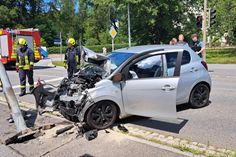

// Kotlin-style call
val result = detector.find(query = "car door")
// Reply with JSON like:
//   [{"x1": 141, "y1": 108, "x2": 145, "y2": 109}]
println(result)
[{"x1": 121, "y1": 50, "x2": 182, "y2": 120}]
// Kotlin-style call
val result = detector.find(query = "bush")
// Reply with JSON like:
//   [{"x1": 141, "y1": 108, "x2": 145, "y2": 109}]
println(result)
[
  {"x1": 206, "y1": 48, "x2": 236, "y2": 54},
  {"x1": 47, "y1": 46, "x2": 68, "y2": 54}
]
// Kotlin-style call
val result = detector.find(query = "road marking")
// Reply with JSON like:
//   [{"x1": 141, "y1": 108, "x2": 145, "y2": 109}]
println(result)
[{"x1": 12, "y1": 77, "x2": 64, "y2": 89}]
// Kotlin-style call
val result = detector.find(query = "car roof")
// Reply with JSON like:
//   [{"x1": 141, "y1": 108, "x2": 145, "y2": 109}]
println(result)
[{"x1": 114, "y1": 45, "x2": 187, "y2": 54}]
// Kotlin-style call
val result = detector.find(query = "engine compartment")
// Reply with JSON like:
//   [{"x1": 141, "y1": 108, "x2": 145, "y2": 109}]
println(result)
[{"x1": 33, "y1": 63, "x2": 107, "y2": 123}]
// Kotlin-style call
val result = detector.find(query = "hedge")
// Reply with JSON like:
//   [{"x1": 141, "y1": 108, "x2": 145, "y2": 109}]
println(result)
[
  {"x1": 206, "y1": 48, "x2": 236, "y2": 54},
  {"x1": 47, "y1": 43, "x2": 135, "y2": 54},
  {"x1": 47, "y1": 44, "x2": 236, "y2": 55},
  {"x1": 206, "y1": 48, "x2": 236, "y2": 58}
]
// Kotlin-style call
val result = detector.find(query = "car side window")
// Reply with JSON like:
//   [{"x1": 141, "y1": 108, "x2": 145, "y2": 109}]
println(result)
[
  {"x1": 165, "y1": 52, "x2": 178, "y2": 77},
  {"x1": 182, "y1": 50, "x2": 191, "y2": 65},
  {"x1": 128, "y1": 55, "x2": 163, "y2": 79},
  {"x1": 164, "y1": 51, "x2": 190, "y2": 77}
]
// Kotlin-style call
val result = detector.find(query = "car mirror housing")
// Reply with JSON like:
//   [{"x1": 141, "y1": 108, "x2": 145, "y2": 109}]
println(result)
[{"x1": 112, "y1": 73, "x2": 123, "y2": 82}]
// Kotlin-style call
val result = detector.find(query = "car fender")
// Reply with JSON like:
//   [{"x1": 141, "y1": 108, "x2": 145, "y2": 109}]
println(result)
[
  {"x1": 187, "y1": 73, "x2": 212, "y2": 101},
  {"x1": 78, "y1": 79, "x2": 127, "y2": 122}
]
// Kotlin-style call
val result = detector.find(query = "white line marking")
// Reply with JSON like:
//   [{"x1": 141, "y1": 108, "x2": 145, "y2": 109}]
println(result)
[{"x1": 12, "y1": 77, "x2": 64, "y2": 89}]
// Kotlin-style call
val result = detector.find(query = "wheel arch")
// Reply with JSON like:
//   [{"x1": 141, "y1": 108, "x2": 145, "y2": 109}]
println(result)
[
  {"x1": 84, "y1": 99, "x2": 121, "y2": 122},
  {"x1": 188, "y1": 81, "x2": 211, "y2": 103},
  {"x1": 192, "y1": 81, "x2": 211, "y2": 92}
]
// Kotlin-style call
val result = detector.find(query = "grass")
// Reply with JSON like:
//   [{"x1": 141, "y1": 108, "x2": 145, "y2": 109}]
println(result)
[
  {"x1": 206, "y1": 49, "x2": 236, "y2": 64},
  {"x1": 129, "y1": 132, "x2": 205, "y2": 156}
]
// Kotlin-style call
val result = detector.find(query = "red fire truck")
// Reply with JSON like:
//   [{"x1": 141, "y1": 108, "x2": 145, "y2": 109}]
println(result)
[{"x1": 0, "y1": 28, "x2": 42, "y2": 67}]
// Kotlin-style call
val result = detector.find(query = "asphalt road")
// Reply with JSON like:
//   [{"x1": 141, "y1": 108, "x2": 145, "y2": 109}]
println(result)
[{"x1": 1, "y1": 64, "x2": 236, "y2": 150}]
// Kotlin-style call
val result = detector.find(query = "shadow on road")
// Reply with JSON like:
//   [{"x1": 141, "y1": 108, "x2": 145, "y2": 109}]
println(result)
[
  {"x1": 33, "y1": 66, "x2": 56, "y2": 70},
  {"x1": 5, "y1": 66, "x2": 56, "y2": 71},
  {"x1": 79, "y1": 154, "x2": 94, "y2": 157},
  {"x1": 117, "y1": 116, "x2": 188, "y2": 134},
  {"x1": 117, "y1": 104, "x2": 193, "y2": 134},
  {"x1": 176, "y1": 103, "x2": 191, "y2": 112}
]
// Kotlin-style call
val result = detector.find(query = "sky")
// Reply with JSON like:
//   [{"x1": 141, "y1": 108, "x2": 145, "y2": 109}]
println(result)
[{"x1": 43, "y1": 0, "x2": 79, "y2": 12}]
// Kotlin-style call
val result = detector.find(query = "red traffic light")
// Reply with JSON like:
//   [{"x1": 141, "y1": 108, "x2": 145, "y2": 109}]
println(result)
[{"x1": 196, "y1": 15, "x2": 203, "y2": 28}]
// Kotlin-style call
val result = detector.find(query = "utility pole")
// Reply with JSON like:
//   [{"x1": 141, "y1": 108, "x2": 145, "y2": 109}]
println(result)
[
  {"x1": 202, "y1": 0, "x2": 207, "y2": 62},
  {"x1": 60, "y1": 32, "x2": 62, "y2": 61},
  {"x1": 0, "y1": 62, "x2": 27, "y2": 132},
  {"x1": 128, "y1": 3, "x2": 131, "y2": 48},
  {"x1": 112, "y1": 38, "x2": 114, "y2": 51}
]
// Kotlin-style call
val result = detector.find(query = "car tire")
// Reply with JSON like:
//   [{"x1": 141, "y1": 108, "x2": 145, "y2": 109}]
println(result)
[
  {"x1": 189, "y1": 84, "x2": 210, "y2": 108},
  {"x1": 85, "y1": 101, "x2": 118, "y2": 130}
]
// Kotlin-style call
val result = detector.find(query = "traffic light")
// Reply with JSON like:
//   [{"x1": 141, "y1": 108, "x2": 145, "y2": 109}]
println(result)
[
  {"x1": 209, "y1": 9, "x2": 216, "y2": 27},
  {"x1": 196, "y1": 15, "x2": 203, "y2": 28}
]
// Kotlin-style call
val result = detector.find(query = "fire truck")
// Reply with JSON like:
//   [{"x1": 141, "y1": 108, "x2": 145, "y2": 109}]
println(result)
[{"x1": 0, "y1": 28, "x2": 42, "y2": 67}]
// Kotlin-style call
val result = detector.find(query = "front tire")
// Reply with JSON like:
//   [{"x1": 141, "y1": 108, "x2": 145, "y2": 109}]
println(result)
[
  {"x1": 85, "y1": 101, "x2": 118, "y2": 130},
  {"x1": 189, "y1": 84, "x2": 210, "y2": 108}
]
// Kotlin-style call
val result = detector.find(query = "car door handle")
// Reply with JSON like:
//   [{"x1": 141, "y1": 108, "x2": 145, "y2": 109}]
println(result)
[
  {"x1": 161, "y1": 85, "x2": 176, "y2": 91},
  {"x1": 190, "y1": 67, "x2": 198, "y2": 72}
]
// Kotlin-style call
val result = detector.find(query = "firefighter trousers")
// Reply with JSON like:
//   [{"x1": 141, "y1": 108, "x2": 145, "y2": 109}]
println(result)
[
  {"x1": 19, "y1": 69, "x2": 34, "y2": 92},
  {"x1": 67, "y1": 62, "x2": 77, "y2": 79}
]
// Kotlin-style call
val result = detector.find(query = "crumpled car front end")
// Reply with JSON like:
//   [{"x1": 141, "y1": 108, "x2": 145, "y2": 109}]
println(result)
[{"x1": 33, "y1": 46, "x2": 114, "y2": 128}]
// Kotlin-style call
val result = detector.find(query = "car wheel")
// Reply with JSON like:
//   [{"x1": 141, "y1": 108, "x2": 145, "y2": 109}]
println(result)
[
  {"x1": 189, "y1": 84, "x2": 210, "y2": 108},
  {"x1": 85, "y1": 101, "x2": 118, "y2": 130}
]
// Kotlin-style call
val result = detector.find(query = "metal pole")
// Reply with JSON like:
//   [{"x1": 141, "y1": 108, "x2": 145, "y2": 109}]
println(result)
[
  {"x1": 112, "y1": 38, "x2": 114, "y2": 51},
  {"x1": 0, "y1": 62, "x2": 27, "y2": 132},
  {"x1": 128, "y1": 3, "x2": 131, "y2": 48},
  {"x1": 60, "y1": 32, "x2": 62, "y2": 61},
  {"x1": 202, "y1": 0, "x2": 207, "y2": 61}
]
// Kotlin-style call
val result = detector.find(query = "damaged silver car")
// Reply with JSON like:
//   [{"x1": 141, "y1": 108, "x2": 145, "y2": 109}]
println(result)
[{"x1": 33, "y1": 45, "x2": 211, "y2": 129}]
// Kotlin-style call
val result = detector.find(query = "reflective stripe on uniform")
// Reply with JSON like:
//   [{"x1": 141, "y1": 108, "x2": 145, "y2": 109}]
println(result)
[
  {"x1": 20, "y1": 85, "x2": 26, "y2": 88},
  {"x1": 24, "y1": 56, "x2": 29, "y2": 64},
  {"x1": 23, "y1": 65, "x2": 30, "y2": 70},
  {"x1": 18, "y1": 55, "x2": 30, "y2": 70},
  {"x1": 29, "y1": 84, "x2": 34, "y2": 87},
  {"x1": 18, "y1": 56, "x2": 22, "y2": 66},
  {"x1": 30, "y1": 61, "x2": 34, "y2": 66}
]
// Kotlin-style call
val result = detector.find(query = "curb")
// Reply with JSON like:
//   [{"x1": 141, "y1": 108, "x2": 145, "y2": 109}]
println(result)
[{"x1": 112, "y1": 125, "x2": 236, "y2": 157}]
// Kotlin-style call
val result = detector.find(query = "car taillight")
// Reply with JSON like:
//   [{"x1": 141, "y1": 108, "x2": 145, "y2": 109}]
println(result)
[{"x1": 201, "y1": 61, "x2": 208, "y2": 70}]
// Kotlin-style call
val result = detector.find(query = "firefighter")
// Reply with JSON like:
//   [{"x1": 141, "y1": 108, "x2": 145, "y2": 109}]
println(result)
[
  {"x1": 16, "y1": 38, "x2": 35, "y2": 97},
  {"x1": 64, "y1": 38, "x2": 80, "y2": 78}
]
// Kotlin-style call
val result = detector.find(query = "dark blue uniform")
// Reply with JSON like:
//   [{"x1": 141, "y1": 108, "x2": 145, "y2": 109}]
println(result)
[
  {"x1": 191, "y1": 40, "x2": 205, "y2": 58},
  {"x1": 16, "y1": 46, "x2": 35, "y2": 95},
  {"x1": 64, "y1": 46, "x2": 80, "y2": 78}
]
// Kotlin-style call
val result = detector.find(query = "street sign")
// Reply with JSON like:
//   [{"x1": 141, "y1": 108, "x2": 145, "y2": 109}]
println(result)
[
  {"x1": 109, "y1": 26, "x2": 117, "y2": 39},
  {"x1": 54, "y1": 38, "x2": 61, "y2": 45},
  {"x1": 54, "y1": 41, "x2": 61, "y2": 45}
]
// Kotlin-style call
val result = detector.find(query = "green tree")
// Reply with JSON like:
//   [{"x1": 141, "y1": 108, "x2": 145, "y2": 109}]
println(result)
[{"x1": 209, "y1": 0, "x2": 236, "y2": 45}]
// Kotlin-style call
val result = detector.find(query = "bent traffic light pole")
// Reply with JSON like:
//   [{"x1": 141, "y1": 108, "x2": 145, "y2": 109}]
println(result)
[{"x1": 0, "y1": 62, "x2": 27, "y2": 132}]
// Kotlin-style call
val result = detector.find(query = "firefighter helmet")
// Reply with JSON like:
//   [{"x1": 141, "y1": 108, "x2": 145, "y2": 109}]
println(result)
[
  {"x1": 18, "y1": 38, "x2": 27, "y2": 46},
  {"x1": 68, "y1": 38, "x2": 76, "y2": 46}
]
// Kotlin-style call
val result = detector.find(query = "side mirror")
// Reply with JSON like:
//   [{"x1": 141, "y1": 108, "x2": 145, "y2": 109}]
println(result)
[{"x1": 112, "y1": 73, "x2": 123, "y2": 82}]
